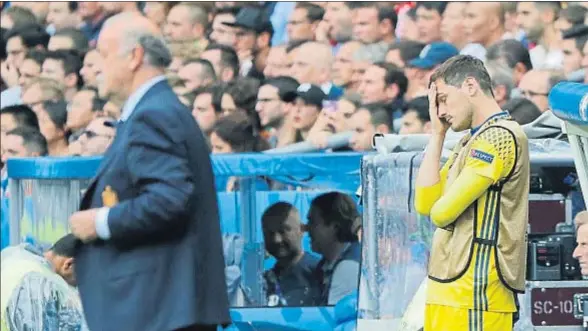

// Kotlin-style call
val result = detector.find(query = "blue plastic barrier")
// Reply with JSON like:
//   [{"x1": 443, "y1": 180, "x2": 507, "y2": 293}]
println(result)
[
  {"x1": 549, "y1": 82, "x2": 588, "y2": 125},
  {"x1": 4, "y1": 153, "x2": 364, "y2": 331}
]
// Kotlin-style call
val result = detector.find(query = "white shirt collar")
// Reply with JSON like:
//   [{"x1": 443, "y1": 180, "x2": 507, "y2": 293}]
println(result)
[{"x1": 119, "y1": 75, "x2": 167, "y2": 122}]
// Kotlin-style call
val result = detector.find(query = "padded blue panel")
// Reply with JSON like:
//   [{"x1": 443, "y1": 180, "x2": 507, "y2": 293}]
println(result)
[
  {"x1": 229, "y1": 306, "x2": 336, "y2": 331},
  {"x1": 549, "y1": 81, "x2": 588, "y2": 125}
]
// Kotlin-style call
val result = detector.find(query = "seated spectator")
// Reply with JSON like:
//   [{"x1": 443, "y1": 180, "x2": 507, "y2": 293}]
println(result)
[
  {"x1": 405, "y1": 42, "x2": 459, "y2": 100},
  {"x1": 223, "y1": 77, "x2": 261, "y2": 123},
  {"x1": 440, "y1": 2, "x2": 467, "y2": 50},
  {"x1": 561, "y1": 24, "x2": 588, "y2": 79},
  {"x1": 292, "y1": 83, "x2": 326, "y2": 142},
  {"x1": 332, "y1": 41, "x2": 362, "y2": 92},
  {"x1": 502, "y1": 97, "x2": 542, "y2": 126},
  {"x1": 209, "y1": 112, "x2": 270, "y2": 191},
  {"x1": 415, "y1": 2, "x2": 446, "y2": 44},
  {"x1": 350, "y1": 42, "x2": 388, "y2": 94},
  {"x1": 358, "y1": 62, "x2": 407, "y2": 118},
  {"x1": 385, "y1": 40, "x2": 426, "y2": 69},
  {"x1": 255, "y1": 76, "x2": 299, "y2": 148},
  {"x1": 192, "y1": 83, "x2": 225, "y2": 136},
  {"x1": 17, "y1": 49, "x2": 46, "y2": 89},
  {"x1": 397, "y1": 7, "x2": 419, "y2": 41},
  {"x1": 0, "y1": 6, "x2": 37, "y2": 30},
  {"x1": 349, "y1": 103, "x2": 392, "y2": 152},
  {"x1": 20, "y1": 77, "x2": 64, "y2": 113},
  {"x1": 46, "y1": 2, "x2": 80, "y2": 32},
  {"x1": 47, "y1": 28, "x2": 89, "y2": 55},
  {"x1": 164, "y1": 2, "x2": 209, "y2": 43},
  {"x1": 307, "y1": 192, "x2": 361, "y2": 305},
  {"x1": 262, "y1": 202, "x2": 321, "y2": 307},
  {"x1": 201, "y1": 43, "x2": 239, "y2": 82},
  {"x1": 0, "y1": 234, "x2": 86, "y2": 330},
  {"x1": 102, "y1": 96, "x2": 123, "y2": 120},
  {"x1": 555, "y1": 5, "x2": 588, "y2": 38},
  {"x1": 66, "y1": 87, "x2": 104, "y2": 141},
  {"x1": 485, "y1": 39, "x2": 533, "y2": 86},
  {"x1": 79, "y1": 49, "x2": 101, "y2": 88},
  {"x1": 290, "y1": 41, "x2": 343, "y2": 100},
  {"x1": 209, "y1": 6, "x2": 239, "y2": 46},
  {"x1": 1, "y1": 127, "x2": 48, "y2": 168},
  {"x1": 348, "y1": 2, "x2": 397, "y2": 44},
  {"x1": 143, "y1": 2, "x2": 176, "y2": 31},
  {"x1": 399, "y1": 96, "x2": 431, "y2": 135},
  {"x1": 0, "y1": 104, "x2": 40, "y2": 135},
  {"x1": 287, "y1": 3, "x2": 324, "y2": 43},
  {"x1": 518, "y1": 69, "x2": 566, "y2": 112},
  {"x1": 573, "y1": 211, "x2": 587, "y2": 277},
  {"x1": 41, "y1": 49, "x2": 83, "y2": 102},
  {"x1": 485, "y1": 60, "x2": 515, "y2": 107},
  {"x1": 176, "y1": 58, "x2": 216, "y2": 94},
  {"x1": 36, "y1": 100, "x2": 69, "y2": 156},
  {"x1": 72, "y1": 117, "x2": 116, "y2": 157},
  {"x1": 263, "y1": 45, "x2": 290, "y2": 78}
]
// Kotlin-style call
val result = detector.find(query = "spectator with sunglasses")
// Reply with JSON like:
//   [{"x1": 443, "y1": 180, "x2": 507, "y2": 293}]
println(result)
[{"x1": 72, "y1": 116, "x2": 115, "y2": 157}]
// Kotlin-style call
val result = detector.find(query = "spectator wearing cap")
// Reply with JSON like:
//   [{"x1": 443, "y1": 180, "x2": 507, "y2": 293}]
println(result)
[
  {"x1": 1, "y1": 23, "x2": 50, "y2": 108},
  {"x1": 518, "y1": 68, "x2": 566, "y2": 113},
  {"x1": 385, "y1": 40, "x2": 426, "y2": 69},
  {"x1": 74, "y1": 116, "x2": 115, "y2": 157},
  {"x1": 46, "y1": 2, "x2": 80, "y2": 32},
  {"x1": 264, "y1": 45, "x2": 290, "y2": 78},
  {"x1": 349, "y1": 2, "x2": 397, "y2": 45},
  {"x1": 201, "y1": 44, "x2": 240, "y2": 83},
  {"x1": 415, "y1": 2, "x2": 447, "y2": 44},
  {"x1": 36, "y1": 100, "x2": 69, "y2": 156},
  {"x1": 291, "y1": 41, "x2": 344, "y2": 100},
  {"x1": 441, "y1": 2, "x2": 467, "y2": 50},
  {"x1": 256, "y1": 76, "x2": 299, "y2": 148},
  {"x1": 287, "y1": 3, "x2": 324, "y2": 43},
  {"x1": 41, "y1": 49, "x2": 83, "y2": 102},
  {"x1": 405, "y1": 42, "x2": 459, "y2": 100},
  {"x1": 224, "y1": 6, "x2": 274, "y2": 80},
  {"x1": 358, "y1": 62, "x2": 408, "y2": 119},
  {"x1": 210, "y1": 7, "x2": 239, "y2": 47},
  {"x1": 349, "y1": 103, "x2": 392, "y2": 151},
  {"x1": 292, "y1": 83, "x2": 326, "y2": 142},
  {"x1": 516, "y1": 2, "x2": 563, "y2": 70},
  {"x1": 332, "y1": 41, "x2": 362, "y2": 92},
  {"x1": 561, "y1": 25, "x2": 588, "y2": 80},
  {"x1": 164, "y1": 2, "x2": 208, "y2": 43}
]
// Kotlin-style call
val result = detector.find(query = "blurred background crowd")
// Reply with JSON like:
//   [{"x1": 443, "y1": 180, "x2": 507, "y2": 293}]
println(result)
[{"x1": 1, "y1": 1, "x2": 587, "y2": 175}]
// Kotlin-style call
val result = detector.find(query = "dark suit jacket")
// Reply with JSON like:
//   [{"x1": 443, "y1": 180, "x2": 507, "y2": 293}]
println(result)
[{"x1": 75, "y1": 79, "x2": 231, "y2": 331}]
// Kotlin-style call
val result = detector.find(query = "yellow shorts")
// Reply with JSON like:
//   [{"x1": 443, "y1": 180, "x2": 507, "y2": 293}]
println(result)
[{"x1": 424, "y1": 304, "x2": 513, "y2": 331}]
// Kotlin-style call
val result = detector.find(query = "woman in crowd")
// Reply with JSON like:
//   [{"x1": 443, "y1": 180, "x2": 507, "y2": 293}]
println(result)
[{"x1": 37, "y1": 100, "x2": 69, "y2": 156}]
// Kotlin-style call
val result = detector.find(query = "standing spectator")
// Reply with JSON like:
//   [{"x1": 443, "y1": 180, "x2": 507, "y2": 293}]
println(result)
[
  {"x1": 78, "y1": 2, "x2": 109, "y2": 47},
  {"x1": 46, "y1": 2, "x2": 80, "y2": 33},
  {"x1": 307, "y1": 192, "x2": 361, "y2": 305},
  {"x1": 349, "y1": 2, "x2": 397, "y2": 45},
  {"x1": 415, "y1": 2, "x2": 446, "y2": 44},
  {"x1": 224, "y1": 7, "x2": 273, "y2": 80},
  {"x1": 79, "y1": 49, "x2": 101, "y2": 88},
  {"x1": 485, "y1": 39, "x2": 533, "y2": 86},
  {"x1": 164, "y1": 2, "x2": 208, "y2": 43},
  {"x1": 386, "y1": 40, "x2": 426, "y2": 69},
  {"x1": 256, "y1": 76, "x2": 299, "y2": 148},
  {"x1": 41, "y1": 49, "x2": 83, "y2": 102},
  {"x1": 68, "y1": 12, "x2": 230, "y2": 331},
  {"x1": 287, "y1": 3, "x2": 324, "y2": 43},
  {"x1": 350, "y1": 42, "x2": 388, "y2": 95},
  {"x1": 0, "y1": 105, "x2": 39, "y2": 150},
  {"x1": 332, "y1": 41, "x2": 362, "y2": 92},
  {"x1": 201, "y1": 43, "x2": 239, "y2": 82},
  {"x1": 36, "y1": 100, "x2": 69, "y2": 156},
  {"x1": 399, "y1": 96, "x2": 431, "y2": 135},
  {"x1": 349, "y1": 103, "x2": 392, "y2": 151},
  {"x1": 518, "y1": 68, "x2": 565, "y2": 112},
  {"x1": 441, "y1": 2, "x2": 467, "y2": 50},
  {"x1": 290, "y1": 41, "x2": 343, "y2": 100},
  {"x1": 264, "y1": 45, "x2": 290, "y2": 78},
  {"x1": 516, "y1": 2, "x2": 563, "y2": 69}
]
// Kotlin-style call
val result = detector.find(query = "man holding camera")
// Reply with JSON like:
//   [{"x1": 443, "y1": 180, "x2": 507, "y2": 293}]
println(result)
[{"x1": 415, "y1": 55, "x2": 530, "y2": 330}]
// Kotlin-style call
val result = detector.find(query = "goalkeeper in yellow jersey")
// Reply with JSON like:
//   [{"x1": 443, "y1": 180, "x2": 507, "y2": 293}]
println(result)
[{"x1": 414, "y1": 55, "x2": 529, "y2": 331}]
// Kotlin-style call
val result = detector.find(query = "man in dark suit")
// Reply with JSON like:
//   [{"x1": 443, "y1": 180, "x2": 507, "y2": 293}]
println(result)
[{"x1": 69, "y1": 12, "x2": 230, "y2": 331}]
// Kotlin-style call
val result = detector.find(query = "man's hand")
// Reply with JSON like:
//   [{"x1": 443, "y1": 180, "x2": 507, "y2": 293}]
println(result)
[
  {"x1": 69, "y1": 209, "x2": 99, "y2": 243},
  {"x1": 0, "y1": 61, "x2": 19, "y2": 88},
  {"x1": 428, "y1": 83, "x2": 450, "y2": 136}
]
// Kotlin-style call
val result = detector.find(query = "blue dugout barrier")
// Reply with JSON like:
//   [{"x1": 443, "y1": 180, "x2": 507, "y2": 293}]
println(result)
[{"x1": 2, "y1": 152, "x2": 364, "y2": 331}]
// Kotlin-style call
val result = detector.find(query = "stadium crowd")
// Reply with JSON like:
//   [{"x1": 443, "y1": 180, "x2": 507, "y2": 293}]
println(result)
[{"x1": 0, "y1": 1, "x2": 588, "y2": 330}]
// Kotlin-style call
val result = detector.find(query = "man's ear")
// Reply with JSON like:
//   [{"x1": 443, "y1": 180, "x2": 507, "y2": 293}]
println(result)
[{"x1": 63, "y1": 257, "x2": 75, "y2": 272}]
